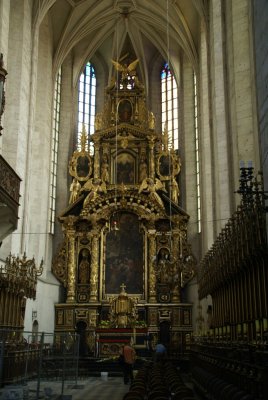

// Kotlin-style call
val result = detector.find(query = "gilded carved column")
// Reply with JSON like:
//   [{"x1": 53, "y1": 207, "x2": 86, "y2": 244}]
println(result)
[
  {"x1": 148, "y1": 229, "x2": 157, "y2": 303},
  {"x1": 90, "y1": 231, "x2": 99, "y2": 301},
  {"x1": 148, "y1": 139, "x2": 155, "y2": 179},
  {"x1": 66, "y1": 225, "x2": 76, "y2": 303},
  {"x1": 94, "y1": 140, "x2": 100, "y2": 179},
  {"x1": 171, "y1": 231, "x2": 181, "y2": 302}
]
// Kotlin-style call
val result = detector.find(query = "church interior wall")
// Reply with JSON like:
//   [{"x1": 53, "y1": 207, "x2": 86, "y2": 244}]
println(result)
[
  {"x1": 53, "y1": 55, "x2": 76, "y2": 254},
  {"x1": 227, "y1": 0, "x2": 259, "y2": 168},
  {"x1": 0, "y1": 1, "x2": 10, "y2": 68},
  {"x1": 0, "y1": 0, "x2": 267, "y2": 354},
  {"x1": 253, "y1": 0, "x2": 268, "y2": 215},
  {"x1": 24, "y1": 277, "x2": 60, "y2": 334},
  {"x1": 181, "y1": 56, "x2": 198, "y2": 237},
  {"x1": 147, "y1": 53, "x2": 164, "y2": 135},
  {"x1": 198, "y1": 20, "x2": 215, "y2": 252},
  {"x1": 25, "y1": 14, "x2": 54, "y2": 262},
  {"x1": 209, "y1": 0, "x2": 232, "y2": 233},
  {"x1": 0, "y1": 0, "x2": 33, "y2": 260}
]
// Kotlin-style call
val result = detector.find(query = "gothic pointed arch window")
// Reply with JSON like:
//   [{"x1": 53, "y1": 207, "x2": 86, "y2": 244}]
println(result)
[
  {"x1": 161, "y1": 63, "x2": 178, "y2": 150},
  {"x1": 77, "y1": 62, "x2": 96, "y2": 154}
]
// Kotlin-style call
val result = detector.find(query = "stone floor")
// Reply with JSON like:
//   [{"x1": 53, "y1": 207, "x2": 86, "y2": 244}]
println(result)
[{"x1": 0, "y1": 374, "x2": 202, "y2": 400}]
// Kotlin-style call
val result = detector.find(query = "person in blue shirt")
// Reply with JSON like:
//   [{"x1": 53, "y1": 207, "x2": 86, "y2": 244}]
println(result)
[{"x1": 154, "y1": 343, "x2": 167, "y2": 362}]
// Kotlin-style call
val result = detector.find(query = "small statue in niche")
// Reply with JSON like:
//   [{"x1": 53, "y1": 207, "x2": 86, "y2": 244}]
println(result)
[
  {"x1": 94, "y1": 113, "x2": 102, "y2": 131},
  {"x1": 101, "y1": 154, "x2": 109, "y2": 183},
  {"x1": 157, "y1": 248, "x2": 170, "y2": 284},
  {"x1": 148, "y1": 111, "x2": 156, "y2": 130},
  {"x1": 139, "y1": 153, "x2": 147, "y2": 183},
  {"x1": 69, "y1": 178, "x2": 81, "y2": 204},
  {"x1": 78, "y1": 249, "x2": 90, "y2": 284}
]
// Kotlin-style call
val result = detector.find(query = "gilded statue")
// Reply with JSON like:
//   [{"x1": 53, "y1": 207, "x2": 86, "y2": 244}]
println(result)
[
  {"x1": 170, "y1": 178, "x2": 179, "y2": 203},
  {"x1": 138, "y1": 178, "x2": 165, "y2": 208},
  {"x1": 139, "y1": 154, "x2": 147, "y2": 182},
  {"x1": 78, "y1": 249, "x2": 90, "y2": 284},
  {"x1": 154, "y1": 248, "x2": 178, "y2": 286},
  {"x1": 69, "y1": 178, "x2": 81, "y2": 204},
  {"x1": 82, "y1": 178, "x2": 107, "y2": 208},
  {"x1": 162, "y1": 122, "x2": 169, "y2": 151},
  {"x1": 101, "y1": 154, "x2": 109, "y2": 183},
  {"x1": 148, "y1": 111, "x2": 156, "y2": 130},
  {"x1": 111, "y1": 59, "x2": 139, "y2": 80},
  {"x1": 94, "y1": 112, "x2": 102, "y2": 131}
]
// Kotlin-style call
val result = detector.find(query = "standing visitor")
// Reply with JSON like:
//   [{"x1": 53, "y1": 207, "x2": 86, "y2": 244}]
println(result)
[
  {"x1": 119, "y1": 340, "x2": 136, "y2": 384},
  {"x1": 154, "y1": 342, "x2": 167, "y2": 362}
]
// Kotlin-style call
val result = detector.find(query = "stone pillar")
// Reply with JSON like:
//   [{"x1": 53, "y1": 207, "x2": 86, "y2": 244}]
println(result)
[
  {"x1": 90, "y1": 232, "x2": 99, "y2": 301},
  {"x1": 148, "y1": 229, "x2": 157, "y2": 303}
]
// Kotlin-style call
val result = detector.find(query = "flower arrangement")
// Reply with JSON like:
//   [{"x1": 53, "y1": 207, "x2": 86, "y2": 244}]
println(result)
[
  {"x1": 135, "y1": 320, "x2": 147, "y2": 327},
  {"x1": 98, "y1": 320, "x2": 111, "y2": 328}
]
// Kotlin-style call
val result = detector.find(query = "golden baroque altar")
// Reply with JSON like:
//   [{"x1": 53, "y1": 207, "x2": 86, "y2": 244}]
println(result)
[{"x1": 52, "y1": 60, "x2": 195, "y2": 356}]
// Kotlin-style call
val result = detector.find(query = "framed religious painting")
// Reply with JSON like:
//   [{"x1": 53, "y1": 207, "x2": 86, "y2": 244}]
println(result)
[
  {"x1": 69, "y1": 150, "x2": 93, "y2": 182},
  {"x1": 104, "y1": 212, "x2": 144, "y2": 296},
  {"x1": 156, "y1": 150, "x2": 181, "y2": 181},
  {"x1": 117, "y1": 99, "x2": 133, "y2": 124},
  {"x1": 112, "y1": 150, "x2": 137, "y2": 184}
]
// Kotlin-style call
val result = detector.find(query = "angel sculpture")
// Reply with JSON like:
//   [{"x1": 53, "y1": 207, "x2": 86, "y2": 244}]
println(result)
[
  {"x1": 138, "y1": 177, "x2": 165, "y2": 208},
  {"x1": 111, "y1": 59, "x2": 139, "y2": 81},
  {"x1": 82, "y1": 178, "x2": 107, "y2": 208}
]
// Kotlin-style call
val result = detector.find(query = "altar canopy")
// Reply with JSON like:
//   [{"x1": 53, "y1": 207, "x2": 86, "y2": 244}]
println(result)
[{"x1": 52, "y1": 60, "x2": 195, "y2": 355}]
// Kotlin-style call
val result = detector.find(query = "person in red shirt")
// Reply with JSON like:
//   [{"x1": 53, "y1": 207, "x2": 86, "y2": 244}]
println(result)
[{"x1": 120, "y1": 340, "x2": 136, "y2": 384}]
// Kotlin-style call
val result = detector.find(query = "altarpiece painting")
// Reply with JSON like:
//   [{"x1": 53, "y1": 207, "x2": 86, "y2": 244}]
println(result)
[{"x1": 105, "y1": 212, "x2": 143, "y2": 294}]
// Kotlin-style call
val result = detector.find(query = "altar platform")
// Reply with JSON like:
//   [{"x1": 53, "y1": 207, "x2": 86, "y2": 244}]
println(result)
[{"x1": 96, "y1": 327, "x2": 148, "y2": 357}]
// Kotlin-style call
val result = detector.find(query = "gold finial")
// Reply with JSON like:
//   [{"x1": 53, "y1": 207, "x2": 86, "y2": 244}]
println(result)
[
  {"x1": 120, "y1": 283, "x2": 127, "y2": 294},
  {"x1": 79, "y1": 124, "x2": 88, "y2": 152},
  {"x1": 162, "y1": 122, "x2": 169, "y2": 151}
]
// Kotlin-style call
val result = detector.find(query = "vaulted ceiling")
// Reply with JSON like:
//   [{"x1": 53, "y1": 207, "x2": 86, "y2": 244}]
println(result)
[{"x1": 33, "y1": 0, "x2": 207, "y2": 86}]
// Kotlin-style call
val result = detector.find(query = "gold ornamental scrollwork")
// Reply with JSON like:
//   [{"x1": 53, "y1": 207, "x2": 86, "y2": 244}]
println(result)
[
  {"x1": 147, "y1": 229, "x2": 157, "y2": 303},
  {"x1": 66, "y1": 227, "x2": 76, "y2": 303},
  {"x1": 69, "y1": 125, "x2": 93, "y2": 182},
  {"x1": 90, "y1": 232, "x2": 100, "y2": 301},
  {"x1": 52, "y1": 242, "x2": 68, "y2": 286},
  {"x1": 156, "y1": 150, "x2": 181, "y2": 181}
]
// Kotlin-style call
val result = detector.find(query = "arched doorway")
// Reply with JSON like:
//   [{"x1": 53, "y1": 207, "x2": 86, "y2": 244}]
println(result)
[
  {"x1": 159, "y1": 321, "x2": 170, "y2": 349},
  {"x1": 76, "y1": 320, "x2": 88, "y2": 357},
  {"x1": 32, "y1": 320, "x2": 39, "y2": 344}
]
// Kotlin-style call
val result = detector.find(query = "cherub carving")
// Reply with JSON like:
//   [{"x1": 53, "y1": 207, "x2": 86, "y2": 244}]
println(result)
[
  {"x1": 111, "y1": 59, "x2": 139, "y2": 80},
  {"x1": 138, "y1": 178, "x2": 165, "y2": 208},
  {"x1": 82, "y1": 178, "x2": 107, "y2": 207}
]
